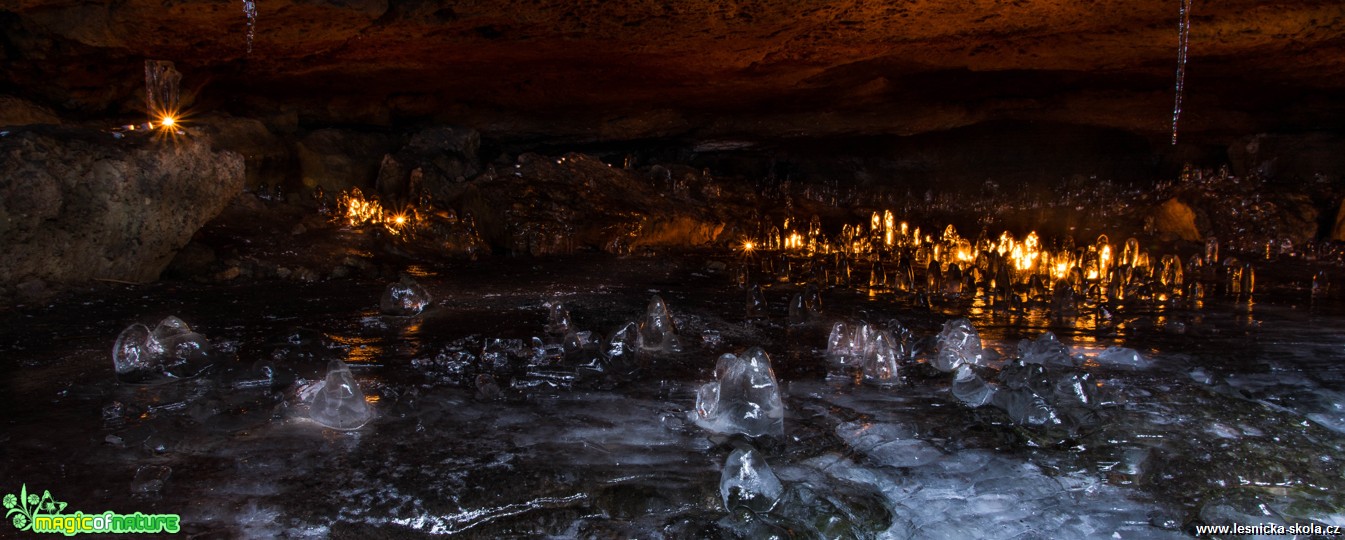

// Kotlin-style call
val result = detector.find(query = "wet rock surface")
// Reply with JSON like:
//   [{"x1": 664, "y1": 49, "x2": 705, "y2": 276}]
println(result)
[{"x1": 0, "y1": 126, "x2": 244, "y2": 287}]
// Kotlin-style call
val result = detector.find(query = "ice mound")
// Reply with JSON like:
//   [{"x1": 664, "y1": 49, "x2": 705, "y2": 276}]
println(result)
[
  {"x1": 1094, "y1": 346, "x2": 1151, "y2": 369},
  {"x1": 1017, "y1": 331, "x2": 1076, "y2": 368},
  {"x1": 787, "y1": 285, "x2": 823, "y2": 324},
  {"x1": 380, "y1": 277, "x2": 431, "y2": 316},
  {"x1": 112, "y1": 316, "x2": 215, "y2": 382},
  {"x1": 693, "y1": 347, "x2": 785, "y2": 438},
  {"x1": 933, "y1": 318, "x2": 983, "y2": 372},
  {"x1": 721, "y1": 447, "x2": 784, "y2": 513},
  {"x1": 951, "y1": 364, "x2": 996, "y2": 407},
  {"x1": 637, "y1": 295, "x2": 680, "y2": 352},
  {"x1": 309, "y1": 359, "x2": 374, "y2": 430}
]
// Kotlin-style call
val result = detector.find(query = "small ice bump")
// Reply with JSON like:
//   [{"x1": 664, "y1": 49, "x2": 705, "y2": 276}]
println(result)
[
  {"x1": 993, "y1": 388, "x2": 1058, "y2": 427},
  {"x1": 934, "y1": 318, "x2": 983, "y2": 372},
  {"x1": 1095, "y1": 347, "x2": 1151, "y2": 369},
  {"x1": 131, "y1": 465, "x2": 172, "y2": 495},
  {"x1": 692, "y1": 347, "x2": 785, "y2": 438},
  {"x1": 720, "y1": 447, "x2": 784, "y2": 513},
  {"x1": 380, "y1": 277, "x2": 431, "y2": 316},
  {"x1": 113, "y1": 316, "x2": 215, "y2": 382},
  {"x1": 637, "y1": 295, "x2": 681, "y2": 352},
  {"x1": 309, "y1": 360, "x2": 374, "y2": 430}
]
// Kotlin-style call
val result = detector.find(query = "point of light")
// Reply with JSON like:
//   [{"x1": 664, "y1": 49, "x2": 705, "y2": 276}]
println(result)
[
  {"x1": 160, "y1": 115, "x2": 176, "y2": 128},
  {"x1": 394, "y1": 214, "x2": 407, "y2": 226}
]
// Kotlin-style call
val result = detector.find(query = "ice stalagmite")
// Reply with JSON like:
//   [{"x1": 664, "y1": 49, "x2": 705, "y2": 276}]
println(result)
[
  {"x1": 309, "y1": 359, "x2": 374, "y2": 430},
  {"x1": 720, "y1": 447, "x2": 783, "y2": 513},
  {"x1": 933, "y1": 318, "x2": 983, "y2": 372},
  {"x1": 693, "y1": 348, "x2": 785, "y2": 438},
  {"x1": 637, "y1": 295, "x2": 680, "y2": 352}
]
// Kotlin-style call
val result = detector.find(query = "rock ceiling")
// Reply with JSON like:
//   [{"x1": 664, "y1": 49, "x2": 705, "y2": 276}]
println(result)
[{"x1": 3, "y1": 0, "x2": 1344, "y2": 142}]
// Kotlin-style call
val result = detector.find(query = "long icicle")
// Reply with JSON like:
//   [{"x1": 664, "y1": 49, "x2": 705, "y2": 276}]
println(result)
[
  {"x1": 243, "y1": 0, "x2": 258, "y2": 54},
  {"x1": 1171, "y1": 0, "x2": 1192, "y2": 145}
]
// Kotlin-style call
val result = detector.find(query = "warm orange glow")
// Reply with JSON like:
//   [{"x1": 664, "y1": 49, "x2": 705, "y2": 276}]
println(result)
[
  {"x1": 159, "y1": 115, "x2": 176, "y2": 127},
  {"x1": 393, "y1": 214, "x2": 408, "y2": 226},
  {"x1": 741, "y1": 240, "x2": 755, "y2": 253}
]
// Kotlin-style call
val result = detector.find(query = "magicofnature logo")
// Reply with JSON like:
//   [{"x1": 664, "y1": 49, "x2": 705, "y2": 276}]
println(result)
[{"x1": 4, "y1": 484, "x2": 180, "y2": 535}]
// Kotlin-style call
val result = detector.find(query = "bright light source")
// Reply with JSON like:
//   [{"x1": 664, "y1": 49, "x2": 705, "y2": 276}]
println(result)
[
  {"x1": 160, "y1": 116, "x2": 176, "y2": 128},
  {"x1": 394, "y1": 215, "x2": 408, "y2": 226}
]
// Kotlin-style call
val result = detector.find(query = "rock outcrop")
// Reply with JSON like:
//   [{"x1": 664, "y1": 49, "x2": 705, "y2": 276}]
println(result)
[{"x1": 0, "y1": 127, "x2": 245, "y2": 287}]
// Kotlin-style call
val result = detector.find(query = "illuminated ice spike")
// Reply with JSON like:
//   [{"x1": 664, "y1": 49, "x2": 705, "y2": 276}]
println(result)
[
  {"x1": 720, "y1": 447, "x2": 784, "y2": 513},
  {"x1": 951, "y1": 364, "x2": 996, "y2": 408},
  {"x1": 693, "y1": 348, "x2": 785, "y2": 438},
  {"x1": 309, "y1": 359, "x2": 373, "y2": 430},
  {"x1": 242, "y1": 0, "x2": 258, "y2": 54},
  {"x1": 637, "y1": 295, "x2": 680, "y2": 352},
  {"x1": 380, "y1": 277, "x2": 431, "y2": 315},
  {"x1": 933, "y1": 318, "x2": 983, "y2": 372}
]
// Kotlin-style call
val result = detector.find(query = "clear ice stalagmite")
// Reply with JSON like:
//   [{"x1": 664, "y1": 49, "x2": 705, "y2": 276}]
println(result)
[
  {"x1": 637, "y1": 295, "x2": 680, "y2": 352},
  {"x1": 309, "y1": 359, "x2": 374, "y2": 430},
  {"x1": 693, "y1": 347, "x2": 785, "y2": 438},
  {"x1": 720, "y1": 447, "x2": 784, "y2": 513},
  {"x1": 933, "y1": 318, "x2": 983, "y2": 372}
]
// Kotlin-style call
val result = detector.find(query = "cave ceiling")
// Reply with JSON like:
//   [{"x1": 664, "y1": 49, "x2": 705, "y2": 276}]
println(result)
[{"x1": 2, "y1": 0, "x2": 1344, "y2": 142}]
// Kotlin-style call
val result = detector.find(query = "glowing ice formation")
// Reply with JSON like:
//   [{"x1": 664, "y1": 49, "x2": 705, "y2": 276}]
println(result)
[
  {"x1": 693, "y1": 348, "x2": 785, "y2": 438},
  {"x1": 380, "y1": 277, "x2": 431, "y2": 315},
  {"x1": 637, "y1": 295, "x2": 680, "y2": 352},
  {"x1": 309, "y1": 359, "x2": 373, "y2": 430},
  {"x1": 933, "y1": 318, "x2": 983, "y2": 372},
  {"x1": 720, "y1": 447, "x2": 783, "y2": 513}
]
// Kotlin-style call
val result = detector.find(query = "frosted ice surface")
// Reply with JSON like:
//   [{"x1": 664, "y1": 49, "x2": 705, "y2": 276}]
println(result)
[
  {"x1": 836, "y1": 421, "x2": 943, "y2": 468},
  {"x1": 637, "y1": 295, "x2": 680, "y2": 352},
  {"x1": 380, "y1": 277, "x2": 431, "y2": 316},
  {"x1": 951, "y1": 364, "x2": 996, "y2": 407},
  {"x1": 309, "y1": 360, "x2": 374, "y2": 430},
  {"x1": 720, "y1": 447, "x2": 783, "y2": 513},
  {"x1": 1094, "y1": 346, "x2": 1151, "y2": 369},
  {"x1": 933, "y1": 318, "x2": 983, "y2": 372},
  {"x1": 692, "y1": 347, "x2": 785, "y2": 438}
]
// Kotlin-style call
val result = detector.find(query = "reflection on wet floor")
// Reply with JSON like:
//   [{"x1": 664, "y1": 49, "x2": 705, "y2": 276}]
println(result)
[{"x1": 1, "y1": 254, "x2": 1343, "y2": 537}]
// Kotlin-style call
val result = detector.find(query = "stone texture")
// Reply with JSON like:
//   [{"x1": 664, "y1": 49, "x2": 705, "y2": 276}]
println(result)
[
  {"x1": 296, "y1": 128, "x2": 398, "y2": 194},
  {"x1": 375, "y1": 126, "x2": 480, "y2": 202},
  {"x1": 0, "y1": 95, "x2": 61, "y2": 127},
  {"x1": 0, "y1": 126, "x2": 244, "y2": 286},
  {"x1": 1334, "y1": 199, "x2": 1345, "y2": 242},
  {"x1": 1152, "y1": 198, "x2": 1202, "y2": 242},
  {"x1": 2, "y1": 1, "x2": 1344, "y2": 142},
  {"x1": 195, "y1": 115, "x2": 289, "y2": 190}
]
